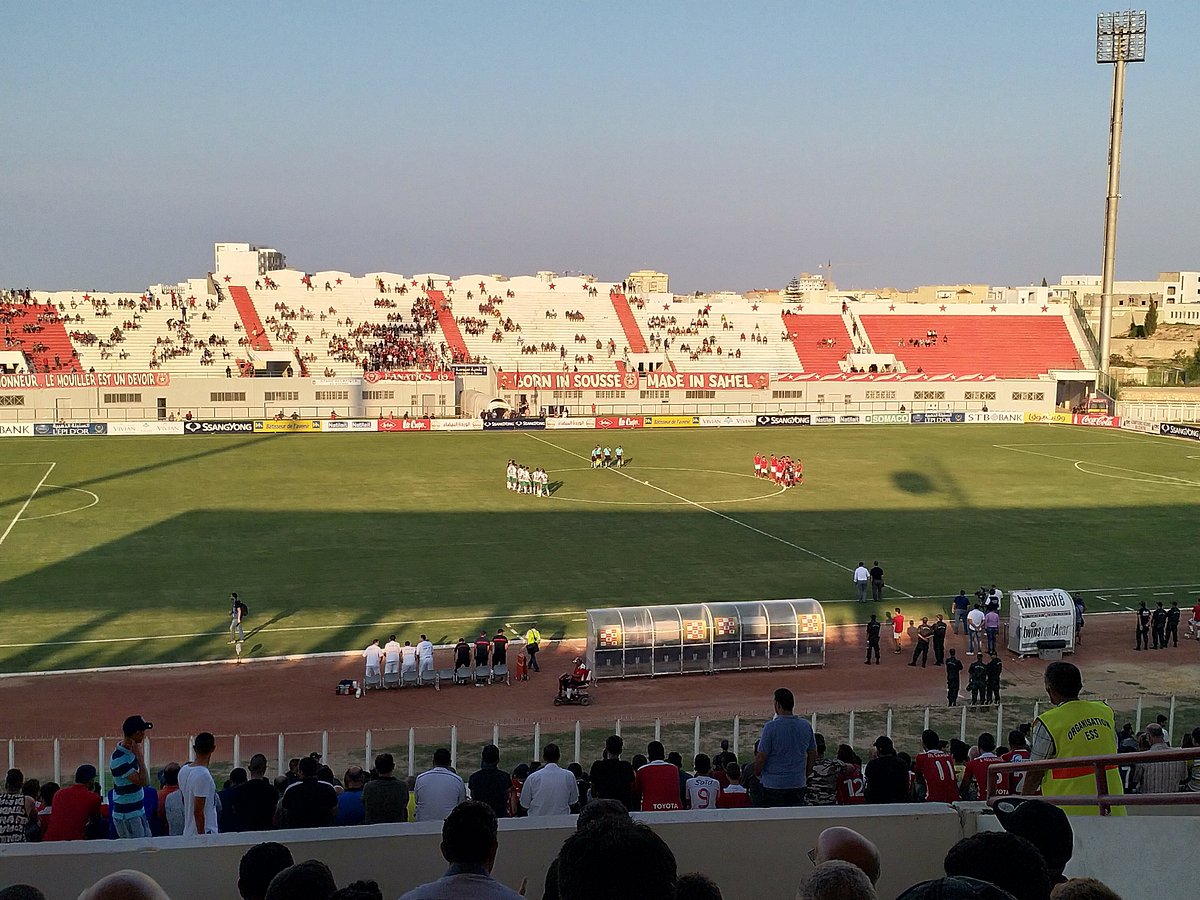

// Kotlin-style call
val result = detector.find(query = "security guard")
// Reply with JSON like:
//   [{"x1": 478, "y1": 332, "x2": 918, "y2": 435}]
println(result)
[
  {"x1": 945, "y1": 649, "x2": 963, "y2": 706},
  {"x1": 1151, "y1": 602, "x2": 1167, "y2": 650},
  {"x1": 1023, "y1": 661, "x2": 1124, "y2": 815},
  {"x1": 985, "y1": 653, "x2": 1003, "y2": 704},
  {"x1": 931, "y1": 614, "x2": 948, "y2": 666},
  {"x1": 1165, "y1": 601, "x2": 1181, "y2": 647},
  {"x1": 967, "y1": 655, "x2": 987, "y2": 705},
  {"x1": 1135, "y1": 602, "x2": 1151, "y2": 650},
  {"x1": 865, "y1": 614, "x2": 881, "y2": 665}
]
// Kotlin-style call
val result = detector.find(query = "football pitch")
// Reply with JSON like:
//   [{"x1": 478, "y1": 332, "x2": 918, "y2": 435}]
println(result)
[{"x1": 0, "y1": 423, "x2": 1195, "y2": 674}]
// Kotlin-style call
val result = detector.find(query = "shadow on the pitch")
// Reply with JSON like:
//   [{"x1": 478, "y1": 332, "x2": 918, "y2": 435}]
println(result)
[
  {"x1": 548, "y1": 481, "x2": 564, "y2": 494},
  {"x1": 891, "y1": 471, "x2": 937, "y2": 495}
]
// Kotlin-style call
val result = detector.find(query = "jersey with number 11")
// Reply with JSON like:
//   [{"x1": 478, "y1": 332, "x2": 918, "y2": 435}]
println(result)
[{"x1": 915, "y1": 750, "x2": 961, "y2": 802}]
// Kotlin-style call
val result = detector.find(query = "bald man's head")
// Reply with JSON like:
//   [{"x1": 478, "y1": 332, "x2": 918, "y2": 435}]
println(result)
[
  {"x1": 78, "y1": 870, "x2": 171, "y2": 900},
  {"x1": 814, "y1": 826, "x2": 882, "y2": 885}
]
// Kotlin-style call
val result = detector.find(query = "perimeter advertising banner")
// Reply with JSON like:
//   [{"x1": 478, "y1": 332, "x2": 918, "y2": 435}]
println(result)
[
  {"x1": 699, "y1": 415, "x2": 756, "y2": 427},
  {"x1": 33, "y1": 423, "x2": 108, "y2": 436},
  {"x1": 755, "y1": 414, "x2": 811, "y2": 427},
  {"x1": 910, "y1": 412, "x2": 966, "y2": 424},
  {"x1": 1023, "y1": 412, "x2": 1073, "y2": 425},
  {"x1": 362, "y1": 371, "x2": 455, "y2": 383},
  {"x1": 254, "y1": 420, "x2": 321, "y2": 433},
  {"x1": 965, "y1": 412, "x2": 1026, "y2": 424},
  {"x1": 376, "y1": 417, "x2": 432, "y2": 432},
  {"x1": 0, "y1": 372, "x2": 170, "y2": 390},
  {"x1": 865, "y1": 413, "x2": 912, "y2": 425},
  {"x1": 644, "y1": 415, "x2": 700, "y2": 428},
  {"x1": 320, "y1": 419, "x2": 377, "y2": 432},
  {"x1": 595, "y1": 416, "x2": 645, "y2": 429},
  {"x1": 546, "y1": 417, "x2": 596, "y2": 430},
  {"x1": 183, "y1": 420, "x2": 254, "y2": 435},
  {"x1": 643, "y1": 372, "x2": 769, "y2": 390},
  {"x1": 496, "y1": 371, "x2": 639, "y2": 391},
  {"x1": 482, "y1": 417, "x2": 547, "y2": 431},
  {"x1": 109, "y1": 421, "x2": 186, "y2": 435},
  {"x1": 0, "y1": 423, "x2": 34, "y2": 436},
  {"x1": 431, "y1": 419, "x2": 483, "y2": 431},
  {"x1": 1072, "y1": 414, "x2": 1121, "y2": 428},
  {"x1": 1160, "y1": 422, "x2": 1200, "y2": 441}
]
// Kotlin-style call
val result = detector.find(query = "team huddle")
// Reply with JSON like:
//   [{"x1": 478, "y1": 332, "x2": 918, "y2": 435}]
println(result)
[
  {"x1": 506, "y1": 459, "x2": 551, "y2": 497},
  {"x1": 591, "y1": 444, "x2": 625, "y2": 468},
  {"x1": 754, "y1": 452, "x2": 803, "y2": 487}
]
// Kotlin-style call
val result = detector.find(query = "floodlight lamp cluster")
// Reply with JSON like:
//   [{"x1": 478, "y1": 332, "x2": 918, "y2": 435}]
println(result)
[{"x1": 1097, "y1": 10, "x2": 1147, "y2": 63}]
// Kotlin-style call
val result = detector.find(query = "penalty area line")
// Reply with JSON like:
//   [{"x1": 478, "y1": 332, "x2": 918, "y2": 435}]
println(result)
[{"x1": 523, "y1": 432, "x2": 915, "y2": 598}]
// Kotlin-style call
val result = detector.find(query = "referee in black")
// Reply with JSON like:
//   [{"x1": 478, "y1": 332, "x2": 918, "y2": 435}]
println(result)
[{"x1": 865, "y1": 614, "x2": 881, "y2": 665}]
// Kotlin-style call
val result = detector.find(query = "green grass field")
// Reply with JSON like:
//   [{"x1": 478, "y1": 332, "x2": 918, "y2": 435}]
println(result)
[{"x1": 0, "y1": 423, "x2": 1196, "y2": 673}]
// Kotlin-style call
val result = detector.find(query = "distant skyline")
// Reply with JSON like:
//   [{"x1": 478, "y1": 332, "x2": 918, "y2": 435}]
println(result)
[{"x1": 2, "y1": 2, "x2": 1198, "y2": 294}]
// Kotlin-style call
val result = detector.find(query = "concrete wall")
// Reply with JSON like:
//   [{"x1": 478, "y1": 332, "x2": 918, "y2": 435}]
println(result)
[{"x1": 0, "y1": 806, "x2": 964, "y2": 900}]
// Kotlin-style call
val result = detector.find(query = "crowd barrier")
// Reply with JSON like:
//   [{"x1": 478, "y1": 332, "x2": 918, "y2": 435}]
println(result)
[{"x1": 0, "y1": 411, "x2": 1163, "y2": 438}]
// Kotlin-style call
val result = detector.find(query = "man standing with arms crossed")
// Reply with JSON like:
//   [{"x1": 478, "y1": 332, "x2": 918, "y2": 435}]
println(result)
[
  {"x1": 754, "y1": 688, "x2": 817, "y2": 807},
  {"x1": 110, "y1": 715, "x2": 153, "y2": 838}
]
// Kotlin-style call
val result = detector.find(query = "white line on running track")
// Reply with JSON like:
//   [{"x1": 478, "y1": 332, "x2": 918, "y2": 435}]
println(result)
[
  {"x1": 524, "y1": 432, "x2": 916, "y2": 598},
  {"x1": 1153, "y1": 591, "x2": 1175, "y2": 596},
  {"x1": 0, "y1": 462, "x2": 55, "y2": 548}
]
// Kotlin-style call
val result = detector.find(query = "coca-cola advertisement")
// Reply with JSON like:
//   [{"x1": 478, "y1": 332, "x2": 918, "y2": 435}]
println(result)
[{"x1": 1072, "y1": 414, "x2": 1120, "y2": 428}]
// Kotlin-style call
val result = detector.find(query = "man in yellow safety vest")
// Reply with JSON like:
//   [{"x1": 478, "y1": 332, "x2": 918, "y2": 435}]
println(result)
[
  {"x1": 523, "y1": 623, "x2": 542, "y2": 673},
  {"x1": 1022, "y1": 661, "x2": 1124, "y2": 815}
]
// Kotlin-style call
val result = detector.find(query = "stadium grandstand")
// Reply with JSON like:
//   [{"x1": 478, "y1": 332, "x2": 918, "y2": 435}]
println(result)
[{"x1": 1, "y1": 242, "x2": 1105, "y2": 425}]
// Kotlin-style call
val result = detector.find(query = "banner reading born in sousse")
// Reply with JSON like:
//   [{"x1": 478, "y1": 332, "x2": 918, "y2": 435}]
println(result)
[{"x1": 496, "y1": 371, "x2": 639, "y2": 391}]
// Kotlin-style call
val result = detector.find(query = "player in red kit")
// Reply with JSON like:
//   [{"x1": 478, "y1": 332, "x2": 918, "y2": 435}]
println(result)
[
  {"x1": 914, "y1": 730, "x2": 960, "y2": 803},
  {"x1": 633, "y1": 741, "x2": 682, "y2": 811},
  {"x1": 833, "y1": 745, "x2": 865, "y2": 805},
  {"x1": 996, "y1": 730, "x2": 1031, "y2": 797}
]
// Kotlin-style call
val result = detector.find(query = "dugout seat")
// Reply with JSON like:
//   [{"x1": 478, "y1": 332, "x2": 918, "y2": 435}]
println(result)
[{"x1": 491, "y1": 663, "x2": 510, "y2": 685}]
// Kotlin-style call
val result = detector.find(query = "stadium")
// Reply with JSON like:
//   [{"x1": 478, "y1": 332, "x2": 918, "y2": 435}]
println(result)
[
  {"x1": 4, "y1": 4, "x2": 1200, "y2": 899},
  {"x1": 2, "y1": 240, "x2": 1199, "y2": 900}
]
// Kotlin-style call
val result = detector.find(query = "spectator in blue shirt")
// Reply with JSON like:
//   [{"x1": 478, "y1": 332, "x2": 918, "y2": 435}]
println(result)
[
  {"x1": 753, "y1": 688, "x2": 816, "y2": 807},
  {"x1": 336, "y1": 766, "x2": 366, "y2": 826},
  {"x1": 953, "y1": 591, "x2": 971, "y2": 635}
]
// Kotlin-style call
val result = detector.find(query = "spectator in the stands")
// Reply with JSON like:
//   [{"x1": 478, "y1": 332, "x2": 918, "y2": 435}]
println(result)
[
  {"x1": 78, "y1": 870, "x2": 170, "y2": 900},
  {"x1": 797, "y1": 861, "x2": 877, "y2": 900},
  {"x1": 811, "y1": 826, "x2": 881, "y2": 887},
  {"x1": 557, "y1": 819, "x2": 677, "y2": 900},
  {"x1": 468, "y1": 745, "x2": 511, "y2": 819},
  {"x1": 234, "y1": 754, "x2": 279, "y2": 833},
  {"x1": 943, "y1": 831, "x2": 1051, "y2": 900},
  {"x1": 279, "y1": 756, "x2": 337, "y2": 828},
  {"x1": 589, "y1": 735, "x2": 635, "y2": 810},
  {"x1": 158, "y1": 763, "x2": 182, "y2": 835},
  {"x1": 264, "y1": 859, "x2": 337, "y2": 900},
  {"x1": 414, "y1": 748, "x2": 467, "y2": 822},
  {"x1": 399, "y1": 801, "x2": 523, "y2": 900},
  {"x1": 336, "y1": 766, "x2": 366, "y2": 826},
  {"x1": 363, "y1": 753, "x2": 408, "y2": 824},
  {"x1": 519, "y1": 743, "x2": 577, "y2": 817},
  {"x1": 993, "y1": 798, "x2": 1073, "y2": 888},
  {"x1": 1, "y1": 769, "x2": 36, "y2": 843},
  {"x1": 42, "y1": 765, "x2": 101, "y2": 842},
  {"x1": 218, "y1": 768, "x2": 247, "y2": 832},
  {"x1": 238, "y1": 842, "x2": 295, "y2": 900},
  {"x1": 864, "y1": 736, "x2": 910, "y2": 804},
  {"x1": 543, "y1": 800, "x2": 631, "y2": 900}
]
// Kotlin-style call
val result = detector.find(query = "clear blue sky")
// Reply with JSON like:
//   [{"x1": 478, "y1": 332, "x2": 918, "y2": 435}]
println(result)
[{"x1": 2, "y1": 1, "x2": 1197, "y2": 293}]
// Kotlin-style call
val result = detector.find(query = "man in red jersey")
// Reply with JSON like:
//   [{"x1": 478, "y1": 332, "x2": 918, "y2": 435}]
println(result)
[
  {"x1": 996, "y1": 730, "x2": 1031, "y2": 797},
  {"x1": 960, "y1": 732, "x2": 1003, "y2": 802},
  {"x1": 1188, "y1": 599, "x2": 1200, "y2": 640},
  {"x1": 633, "y1": 741, "x2": 681, "y2": 811},
  {"x1": 891, "y1": 608, "x2": 905, "y2": 654},
  {"x1": 716, "y1": 761, "x2": 751, "y2": 809},
  {"x1": 914, "y1": 730, "x2": 960, "y2": 803}
]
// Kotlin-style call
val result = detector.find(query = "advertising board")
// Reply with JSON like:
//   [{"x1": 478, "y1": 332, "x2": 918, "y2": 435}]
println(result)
[
  {"x1": 253, "y1": 420, "x2": 321, "y2": 433},
  {"x1": 545, "y1": 417, "x2": 596, "y2": 430},
  {"x1": 595, "y1": 416, "x2": 645, "y2": 429},
  {"x1": 109, "y1": 421, "x2": 186, "y2": 435},
  {"x1": 865, "y1": 413, "x2": 911, "y2": 425},
  {"x1": 910, "y1": 412, "x2": 966, "y2": 424},
  {"x1": 431, "y1": 419, "x2": 483, "y2": 431},
  {"x1": 33, "y1": 423, "x2": 108, "y2": 436},
  {"x1": 320, "y1": 419, "x2": 377, "y2": 432},
  {"x1": 376, "y1": 418, "x2": 432, "y2": 432},
  {"x1": 1023, "y1": 412, "x2": 1073, "y2": 425},
  {"x1": 755, "y1": 414, "x2": 811, "y2": 427},
  {"x1": 482, "y1": 417, "x2": 547, "y2": 431},
  {"x1": 496, "y1": 372, "x2": 638, "y2": 391},
  {"x1": 964, "y1": 412, "x2": 1026, "y2": 424},
  {"x1": 699, "y1": 415, "x2": 756, "y2": 428},
  {"x1": 0, "y1": 423, "x2": 34, "y2": 437},
  {"x1": 1072, "y1": 414, "x2": 1120, "y2": 428},
  {"x1": 183, "y1": 420, "x2": 254, "y2": 435},
  {"x1": 1160, "y1": 422, "x2": 1200, "y2": 441},
  {"x1": 644, "y1": 415, "x2": 700, "y2": 428}
]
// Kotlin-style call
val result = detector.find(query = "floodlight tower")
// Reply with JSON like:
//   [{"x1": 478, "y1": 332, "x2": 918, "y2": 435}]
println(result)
[{"x1": 1096, "y1": 10, "x2": 1146, "y2": 374}]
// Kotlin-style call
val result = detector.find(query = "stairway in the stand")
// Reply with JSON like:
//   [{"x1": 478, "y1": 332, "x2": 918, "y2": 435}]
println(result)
[
  {"x1": 228, "y1": 286, "x2": 273, "y2": 351},
  {"x1": 610, "y1": 291, "x2": 648, "y2": 354}
]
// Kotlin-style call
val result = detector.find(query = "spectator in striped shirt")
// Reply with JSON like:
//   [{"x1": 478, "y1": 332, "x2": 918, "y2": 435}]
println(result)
[
  {"x1": 110, "y1": 715, "x2": 153, "y2": 838},
  {"x1": 1130, "y1": 724, "x2": 1188, "y2": 794}
]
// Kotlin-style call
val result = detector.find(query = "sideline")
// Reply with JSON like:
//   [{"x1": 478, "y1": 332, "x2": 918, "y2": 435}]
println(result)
[{"x1": 524, "y1": 432, "x2": 915, "y2": 599}]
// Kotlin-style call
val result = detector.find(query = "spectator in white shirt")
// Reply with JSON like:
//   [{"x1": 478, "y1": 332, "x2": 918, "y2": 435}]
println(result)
[
  {"x1": 685, "y1": 754, "x2": 721, "y2": 810},
  {"x1": 519, "y1": 744, "x2": 578, "y2": 816},
  {"x1": 414, "y1": 748, "x2": 467, "y2": 822},
  {"x1": 179, "y1": 732, "x2": 219, "y2": 835}
]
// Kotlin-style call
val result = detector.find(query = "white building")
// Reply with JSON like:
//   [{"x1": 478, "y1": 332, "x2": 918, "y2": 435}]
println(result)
[{"x1": 214, "y1": 242, "x2": 286, "y2": 279}]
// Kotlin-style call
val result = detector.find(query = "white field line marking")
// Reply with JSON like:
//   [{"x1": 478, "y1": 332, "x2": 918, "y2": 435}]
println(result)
[
  {"x1": 19, "y1": 485, "x2": 100, "y2": 521},
  {"x1": 993, "y1": 444, "x2": 1200, "y2": 487},
  {"x1": 525, "y1": 432, "x2": 916, "y2": 598},
  {"x1": 0, "y1": 462, "x2": 55, "y2": 547}
]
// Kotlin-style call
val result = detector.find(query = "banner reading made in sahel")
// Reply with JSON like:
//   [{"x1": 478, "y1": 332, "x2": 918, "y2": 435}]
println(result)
[
  {"x1": 254, "y1": 419, "x2": 322, "y2": 433},
  {"x1": 643, "y1": 372, "x2": 769, "y2": 390},
  {"x1": 644, "y1": 415, "x2": 700, "y2": 428}
]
